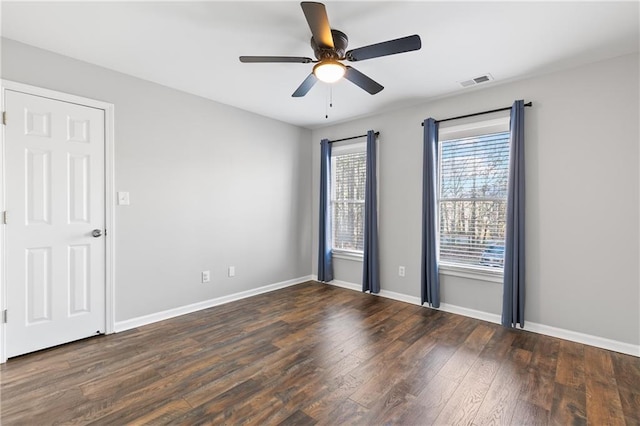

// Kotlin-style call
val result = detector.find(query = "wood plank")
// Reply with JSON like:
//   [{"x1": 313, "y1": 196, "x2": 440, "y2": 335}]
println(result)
[
  {"x1": 529, "y1": 334, "x2": 560, "y2": 377},
  {"x1": 519, "y1": 368, "x2": 557, "y2": 411},
  {"x1": 436, "y1": 322, "x2": 495, "y2": 383},
  {"x1": 394, "y1": 374, "x2": 459, "y2": 425},
  {"x1": 550, "y1": 383, "x2": 587, "y2": 425},
  {"x1": 347, "y1": 333, "x2": 437, "y2": 408},
  {"x1": 298, "y1": 356, "x2": 366, "y2": 420},
  {"x1": 555, "y1": 340, "x2": 585, "y2": 389},
  {"x1": 511, "y1": 399, "x2": 550, "y2": 425},
  {"x1": 321, "y1": 399, "x2": 369, "y2": 425},
  {"x1": 362, "y1": 379, "x2": 417, "y2": 424},
  {"x1": 398, "y1": 343, "x2": 457, "y2": 396},
  {"x1": 278, "y1": 409, "x2": 317, "y2": 426},
  {"x1": 473, "y1": 347, "x2": 532, "y2": 425},
  {"x1": 432, "y1": 326, "x2": 504, "y2": 425},
  {"x1": 611, "y1": 351, "x2": 640, "y2": 425},
  {"x1": 432, "y1": 356, "x2": 500, "y2": 424},
  {"x1": 115, "y1": 397, "x2": 193, "y2": 425},
  {"x1": 584, "y1": 346, "x2": 625, "y2": 426},
  {"x1": 180, "y1": 377, "x2": 265, "y2": 422}
]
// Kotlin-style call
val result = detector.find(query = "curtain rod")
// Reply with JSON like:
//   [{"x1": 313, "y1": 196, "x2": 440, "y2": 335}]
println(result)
[
  {"x1": 327, "y1": 131, "x2": 380, "y2": 144},
  {"x1": 421, "y1": 101, "x2": 532, "y2": 126}
]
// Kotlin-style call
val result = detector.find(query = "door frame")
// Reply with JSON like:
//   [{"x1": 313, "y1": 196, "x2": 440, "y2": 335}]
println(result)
[{"x1": 0, "y1": 80, "x2": 116, "y2": 363}]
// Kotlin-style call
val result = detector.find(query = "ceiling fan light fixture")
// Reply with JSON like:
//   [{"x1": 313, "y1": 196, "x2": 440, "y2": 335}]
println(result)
[{"x1": 313, "y1": 60, "x2": 346, "y2": 83}]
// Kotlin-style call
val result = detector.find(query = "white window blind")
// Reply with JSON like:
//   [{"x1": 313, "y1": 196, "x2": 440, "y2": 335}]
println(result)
[
  {"x1": 438, "y1": 131, "x2": 510, "y2": 269},
  {"x1": 331, "y1": 148, "x2": 366, "y2": 253}
]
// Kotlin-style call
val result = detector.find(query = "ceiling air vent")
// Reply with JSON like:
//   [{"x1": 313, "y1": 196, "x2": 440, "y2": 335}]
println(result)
[{"x1": 459, "y1": 73, "x2": 494, "y2": 88}]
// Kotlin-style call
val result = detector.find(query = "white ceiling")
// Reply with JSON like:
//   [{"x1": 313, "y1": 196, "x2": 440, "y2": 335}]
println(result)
[{"x1": 2, "y1": 1, "x2": 639, "y2": 129}]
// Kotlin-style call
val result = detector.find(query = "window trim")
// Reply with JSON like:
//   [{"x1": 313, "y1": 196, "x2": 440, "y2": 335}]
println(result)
[
  {"x1": 330, "y1": 141, "x2": 367, "y2": 255},
  {"x1": 439, "y1": 117, "x2": 510, "y2": 141},
  {"x1": 332, "y1": 249, "x2": 364, "y2": 262},
  {"x1": 437, "y1": 116, "x2": 510, "y2": 278},
  {"x1": 439, "y1": 262, "x2": 503, "y2": 283},
  {"x1": 331, "y1": 141, "x2": 366, "y2": 155}
]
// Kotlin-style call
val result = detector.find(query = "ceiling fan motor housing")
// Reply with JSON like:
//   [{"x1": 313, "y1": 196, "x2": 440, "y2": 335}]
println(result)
[{"x1": 312, "y1": 29, "x2": 348, "y2": 60}]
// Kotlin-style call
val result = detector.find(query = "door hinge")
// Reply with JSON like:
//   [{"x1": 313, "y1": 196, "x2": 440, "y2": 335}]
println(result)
[
  {"x1": 1, "y1": 111, "x2": 6, "y2": 125},
  {"x1": 1, "y1": 211, "x2": 6, "y2": 225},
  {"x1": 2, "y1": 310, "x2": 7, "y2": 324}
]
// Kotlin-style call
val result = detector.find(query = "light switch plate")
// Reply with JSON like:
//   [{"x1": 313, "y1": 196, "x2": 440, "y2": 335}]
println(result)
[{"x1": 117, "y1": 192, "x2": 130, "y2": 205}]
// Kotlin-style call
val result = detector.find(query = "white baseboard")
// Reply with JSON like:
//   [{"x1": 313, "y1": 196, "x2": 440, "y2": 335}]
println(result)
[
  {"x1": 523, "y1": 322, "x2": 639, "y2": 357},
  {"x1": 114, "y1": 275, "x2": 313, "y2": 332},
  {"x1": 320, "y1": 278, "x2": 640, "y2": 357}
]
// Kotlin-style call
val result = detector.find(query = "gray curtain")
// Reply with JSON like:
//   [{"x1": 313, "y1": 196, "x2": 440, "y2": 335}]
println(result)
[
  {"x1": 421, "y1": 118, "x2": 440, "y2": 307},
  {"x1": 502, "y1": 100, "x2": 525, "y2": 327},
  {"x1": 317, "y1": 139, "x2": 333, "y2": 282},
  {"x1": 362, "y1": 130, "x2": 380, "y2": 293}
]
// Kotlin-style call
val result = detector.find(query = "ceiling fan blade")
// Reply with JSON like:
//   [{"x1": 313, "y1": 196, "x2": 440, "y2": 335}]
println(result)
[
  {"x1": 344, "y1": 66, "x2": 384, "y2": 95},
  {"x1": 301, "y1": 2, "x2": 334, "y2": 49},
  {"x1": 292, "y1": 73, "x2": 318, "y2": 97},
  {"x1": 240, "y1": 56, "x2": 314, "y2": 63},
  {"x1": 345, "y1": 34, "x2": 422, "y2": 62}
]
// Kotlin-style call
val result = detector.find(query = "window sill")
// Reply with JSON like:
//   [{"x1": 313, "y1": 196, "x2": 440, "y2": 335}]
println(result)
[
  {"x1": 332, "y1": 250, "x2": 364, "y2": 262},
  {"x1": 439, "y1": 262, "x2": 503, "y2": 284}
]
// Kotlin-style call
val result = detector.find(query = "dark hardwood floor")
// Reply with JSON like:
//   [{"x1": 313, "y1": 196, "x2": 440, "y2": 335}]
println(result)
[{"x1": 1, "y1": 281, "x2": 638, "y2": 425}]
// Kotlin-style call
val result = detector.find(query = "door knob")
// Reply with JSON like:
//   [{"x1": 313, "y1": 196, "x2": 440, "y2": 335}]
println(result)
[{"x1": 92, "y1": 229, "x2": 103, "y2": 238}]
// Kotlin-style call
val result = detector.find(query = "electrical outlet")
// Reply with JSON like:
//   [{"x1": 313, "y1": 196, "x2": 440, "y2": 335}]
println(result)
[
  {"x1": 117, "y1": 191, "x2": 130, "y2": 205},
  {"x1": 201, "y1": 270, "x2": 211, "y2": 283},
  {"x1": 228, "y1": 266, "x2": 235, "y2": 277},
  {"x1": 398, "y1": 266, "x2": 406, "y2": 277}
]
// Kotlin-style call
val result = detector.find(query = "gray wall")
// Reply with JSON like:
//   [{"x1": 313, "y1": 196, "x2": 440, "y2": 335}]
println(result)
[
  {"x1": 2, "y1": 38, "x2": 313, "y2": 322},
  {"x1": 311, "y1": 53, "x2": 640, "y2": 346}
]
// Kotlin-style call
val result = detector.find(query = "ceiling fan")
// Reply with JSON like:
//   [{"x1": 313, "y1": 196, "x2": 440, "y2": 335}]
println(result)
[{"x1": 239, "y1": 1, "x2": 422, "y2": 97}]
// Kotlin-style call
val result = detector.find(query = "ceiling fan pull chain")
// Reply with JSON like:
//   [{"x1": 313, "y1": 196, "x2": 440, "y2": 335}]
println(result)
[
  {"x1": 325, "y1": 85, "x2": 334, "y2": 119},
  {"x1": 325, "y1": 87, "x2": 329, "y2": 119}
]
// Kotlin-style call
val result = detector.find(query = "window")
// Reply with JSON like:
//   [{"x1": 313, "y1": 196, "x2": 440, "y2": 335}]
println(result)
[
  {"x1": 438, "y1": 118, "x2": 510, "y2": 273},
  {"x1": 331, "y1": 143, "x2": 366, "y2": 255}
]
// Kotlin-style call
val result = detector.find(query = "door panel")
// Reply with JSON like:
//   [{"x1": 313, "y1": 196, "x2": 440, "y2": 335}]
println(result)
[
  {"x1": 26, "y1": 149, "x2": 52, "y2": 224},
  {"x1": 69, "y1": 244, "x2": 91, "y2": 315},
  {"x1": 68, "y1": 153, "x2": 90, "y2": 224},
  {"x1": 5, "y1": 89, "x2": 106, "y2": 358},
  {"x1": 26, "y1": 247, "x2": 52, "y2": 324}
]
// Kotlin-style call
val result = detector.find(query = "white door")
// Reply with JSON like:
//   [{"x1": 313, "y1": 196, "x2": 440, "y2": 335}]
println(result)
[{"x1": 4, "y1": 89, "x2": 106, "y2": 358}]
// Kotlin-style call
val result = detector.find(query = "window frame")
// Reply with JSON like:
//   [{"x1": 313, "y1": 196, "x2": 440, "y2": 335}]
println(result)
[
  {"x1": 437, "y1": 116, "x2": 510, "y2": 282},
  {"x1": 330, "y1": 141, "x2": 367, "y2": 260}
]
